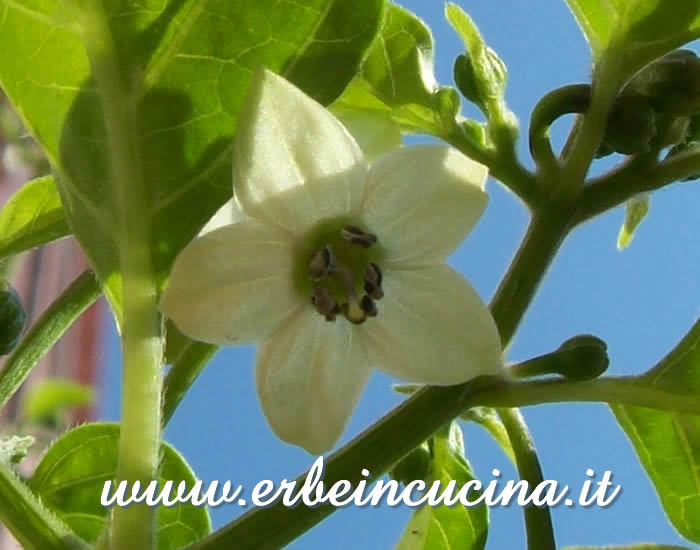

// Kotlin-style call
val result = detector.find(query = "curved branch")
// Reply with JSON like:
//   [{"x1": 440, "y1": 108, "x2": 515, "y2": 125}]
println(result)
[
  {"x1": 573, "y1": 148, "x2": 700, "y2": 225},
  {"x1": 528, "y1": 84, "x2": 591, "y2": 178}
]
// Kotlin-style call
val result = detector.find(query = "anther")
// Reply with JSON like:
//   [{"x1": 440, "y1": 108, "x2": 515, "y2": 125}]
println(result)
[
  {"x1": 309, "y1": 245, "x2": 336, "y2": 281},
  {"x1": 311, "y1": 286, "x2": 340, "y2": 321},
  {"x1": 341, "y1": 225, "x2": 377, "y2": 248},
  {"x1": 360, "y1": 295, "x2": 378, "y2": 317},
  {"x1": 363, "y1": 262, "x2": 384, "y2": 300}
]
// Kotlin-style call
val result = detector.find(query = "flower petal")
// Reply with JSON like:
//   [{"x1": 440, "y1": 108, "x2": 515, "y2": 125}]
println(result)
[
  {"x1": 330, "y1": 106, "x2": 403, "y2": 162},
  {"x1": 199, "y1": 198, "x2": 245, "y2": 235},
  {"x1": 235, "y1": 68, "x2": 367, "y2": 235},
  {"x1": 256, "y1": 308, "x2": 371, "y2": 454},
  {"x1": 159, "y1": 219, "x2": 299, "y2": 345},
  {"x1": 360, "y1": 264, "x2": 503, "y2": 385},
  {"x1": 360, "y1": 145, "x2": 488, "y2": 266}
]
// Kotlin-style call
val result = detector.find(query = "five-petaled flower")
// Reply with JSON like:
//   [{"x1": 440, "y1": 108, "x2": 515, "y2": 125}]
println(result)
[{"x1": 160, "y1": 68, "x2": 504, "y2": 454}]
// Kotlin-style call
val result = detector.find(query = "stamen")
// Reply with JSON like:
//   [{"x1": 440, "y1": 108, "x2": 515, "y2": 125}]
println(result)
[
  {"x1": 364, "y1": 262, "x2": 384, "y2": 300},
  {"x1": 310, "y1": 286, "x2": 340, "y2": 321},
  {"x1": 341, "y1": 225, "x2": 377, "y2": 249},
  {"x1": 309, "y1": 245, "x2": 336, "y2": 281},
  {"x1": 360, "y1": 295, "x2": 378, "y2": 317}
]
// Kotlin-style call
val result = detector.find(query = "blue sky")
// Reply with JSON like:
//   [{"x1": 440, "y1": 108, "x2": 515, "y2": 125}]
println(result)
[{"x1": 102, "y1": 1, "x2": 700, "y2": 548}]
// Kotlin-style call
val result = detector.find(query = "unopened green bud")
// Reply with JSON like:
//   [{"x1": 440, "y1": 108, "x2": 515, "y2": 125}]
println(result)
[
  {"x1": 511, "y1": 334, "x2": 609, "y2": 381},
  {"x1": 0, "y1": 281, "x2": 25, "y2": 355},
  {"x1": 447, "y1": 3, "x2": 507, "y2": 116},
  {"x1": 454, "y1": 54, "x2": 480, "y2": 106},
  {"x1": 627, "y1": 49, "x2": 700, "y2": 116},
  {"x1": 390, "y1": 442, "x2": 432, "y2": 485},
  {"x1": 454, "y1": 49, "x2": 507, "y2": 116},
  {"x1": 598, "y1": 88, "x2": 657, "y2": 156},
  {"x1": 553, "y1": 334, "x2": 609, "y2": 381}
]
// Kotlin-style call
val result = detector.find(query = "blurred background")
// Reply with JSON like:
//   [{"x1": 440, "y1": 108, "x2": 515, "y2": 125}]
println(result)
[{"x1": 1, "y1": 1, "x2": 698, "y2": 549}]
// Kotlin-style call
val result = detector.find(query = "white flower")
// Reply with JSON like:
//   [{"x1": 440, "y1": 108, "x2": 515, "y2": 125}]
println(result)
[{"x1": 160, "y1": 68, "x2": 503, "y2": 454}]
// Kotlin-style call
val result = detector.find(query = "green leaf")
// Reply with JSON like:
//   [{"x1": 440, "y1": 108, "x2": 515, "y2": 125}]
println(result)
[
  {"x1": 0, "y1": 271, "x2": 100, "y2": 409},
  {"x1": 0, "y1": 0, "x2": 384, "y2": 314},
  {"x1": 20, "y1": 379, "x2": 94, "y2": 425},
  {"x1": 0, "y1": 175, "x2": 69, "y2": 261},
  {"x1": 460, "y1": 407, "x2": 516, "y2": 465},
  {"x1": 0, "y1": 434, "x2": 34, "y2": 465},
  {"x1": 565, "y1": 0, "x2": 700, "y2": 81},
  {"x1": 332, "y1": 2, "x2": 460, "y2": 137},
  {"x1": 564, "y1": 545, "x2": 692, "y2": 550},
  {"x1": 617, "y1": 194, "x2": 650, "y2": 249},
  {"x1": 611, "y1": 318, "x2": 700, "y2": 543},
  {"x1": 395, "y1": 423, "x2": 488, "y2": 550},
  {"x1": 28, "y1": 422, "x2": 211, "y2": 549}
]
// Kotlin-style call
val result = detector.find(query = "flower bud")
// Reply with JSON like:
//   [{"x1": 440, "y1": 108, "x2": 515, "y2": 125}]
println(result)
[
  {"x1": 511, "y1": 334, "x2": 609, "y2": 381},
  {"x1": 453, "y1": 49, "x2": 507, "y2": 116},
  {"x1": 0, "y1": 281, "x2": 25, "y2": 355},
  {"x1": 598, "y1": 88, "x2": 657, "y2": 157},
  {"x1": 390, "y1": 441, "x2": 432, "y2": 485},
  {"x1": 627, "y1": 49, "x2": 700, "y2": 116},
  {"x1": 553, "y1": 334, "x2": 609, "y2": 381}
]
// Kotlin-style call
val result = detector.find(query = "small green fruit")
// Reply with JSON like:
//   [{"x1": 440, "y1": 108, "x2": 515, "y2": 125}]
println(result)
[{"x1": 0, "y1": 281, "x2": 25, "y2": 355}]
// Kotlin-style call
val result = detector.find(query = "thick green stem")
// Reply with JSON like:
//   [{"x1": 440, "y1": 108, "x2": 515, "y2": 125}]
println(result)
[
  {"x1": 487, "y1": 210, "x2": 571, "y2": 550},
  {"x1": 77, "y1": 3, "x2": 163, "y2": 548},
  {"x1": 190, "y1": 372, "x2": 698, "y2": 550},
  {"x1": 574, "y1": 149, "x2": 700, "y2": 225},
  {"x1": 490, "y1": 210, "x2": 572, "y2": 345},
  {"x1": 559, "y1": 49, "x2": 624, "y2": 202},
  {"x1": 497, "y1": 408, "x2": 556, "y2": 550}
]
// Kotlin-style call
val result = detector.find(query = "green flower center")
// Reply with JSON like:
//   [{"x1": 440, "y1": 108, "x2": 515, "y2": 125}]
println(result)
[{"x1": 293, "y1": 218, "x2": 387, "y2": 324}]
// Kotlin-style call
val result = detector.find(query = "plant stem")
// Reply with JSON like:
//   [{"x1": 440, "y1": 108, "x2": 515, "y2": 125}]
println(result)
[
  {"x1": 162, "y1": 341, "x2": 218, "y2": 426},
  {"x1": 490, "y1": 209, "x2": 572, "y2": 345},
  {"x1": 445, "y1": 128, "x2": 538, "y2": 207},
  {"x1": 488, "y1": 210, "x2": 569, "y2": 550},
  {"x1": 528, "y1": 84, "x2": 591, "y2": 179},
  {"x1": 78, "y1": 3, "x2": 163, "y2": 548},
  {"x1": 190, "y1": 372, "x2": 699, "y2": 550},
  {"x1": 0, "y1": 460, "x2": 88, "y2": 550},
  {"x1": 559, "y1": 50, "x2": 623, "y2": 200},
  {"x1": 497, "y1": 408, "x2": 556, "y2": 550},
  {"x1": 0, "y1": 270, "x2": 100, "y2": 409},
  {"x1": 574, "y1": 149, "x2": 700, "y2": 225}
]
